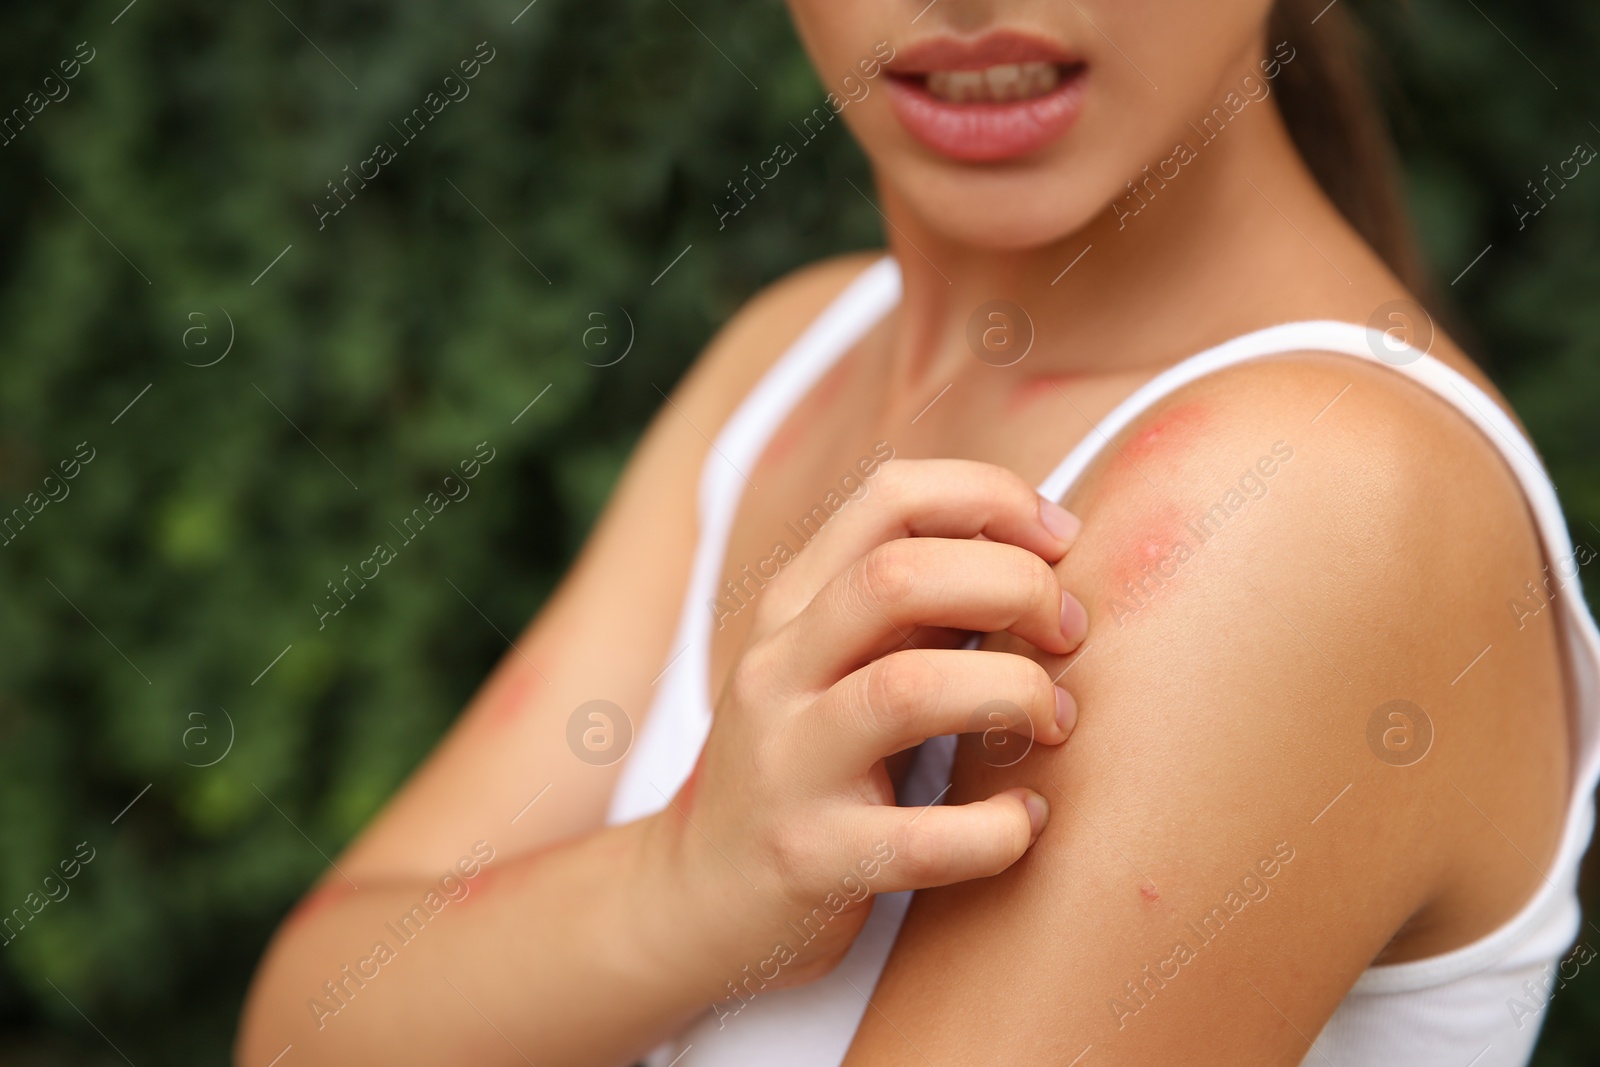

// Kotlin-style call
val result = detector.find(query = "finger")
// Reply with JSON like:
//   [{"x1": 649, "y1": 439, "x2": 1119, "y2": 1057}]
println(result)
[
  {"x1": 766, "y1": 537, "x2": 1088, "y2": 691},
  {"x1": 751, "y1": 459, "x2": 1080, "y2": 643},
  {"x1": 810, "y1": 649, "x2": 1075, "y2": 771},
  {"x1": 861, "y1": 788, "x2": 1049, "y2": 894}
]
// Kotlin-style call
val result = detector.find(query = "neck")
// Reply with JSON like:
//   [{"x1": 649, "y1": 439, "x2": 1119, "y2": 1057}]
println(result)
[{"x1": 875, "y1": 82, "x2": 1349, "y2": 399}]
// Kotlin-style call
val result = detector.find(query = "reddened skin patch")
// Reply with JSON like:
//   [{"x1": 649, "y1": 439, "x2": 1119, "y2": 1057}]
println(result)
[
  {"x1": 1101, "y1": 500, "x2": 1196, "y2": 626},
  {"x1": 481, "y1": 661, "x2": 543, "y2": 729},
  {"x1": 1121, "y1": 401, "x2": 1208, "y2": 464},
  {"x1": 1008, "y1": 372, "x2": 1085, "y2": 413},
  {"x1": 286, "y1": 880, "x2": 359, "y2": 929}
]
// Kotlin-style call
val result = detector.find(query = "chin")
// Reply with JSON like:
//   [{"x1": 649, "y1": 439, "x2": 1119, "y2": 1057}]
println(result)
[{"x1": 869, "y1": 150, "x2": 1110, "y2": 252}]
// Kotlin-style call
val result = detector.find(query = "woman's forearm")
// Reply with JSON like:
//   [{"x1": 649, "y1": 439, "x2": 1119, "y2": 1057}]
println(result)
[{"x1": 236, "y1": 815, "x2": 720, "y2": 1067}]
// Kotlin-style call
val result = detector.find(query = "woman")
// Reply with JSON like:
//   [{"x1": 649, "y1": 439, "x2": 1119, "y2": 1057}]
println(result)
[{"x1": 238, "y1": 0, "x2": 1600, "y2": 1063}]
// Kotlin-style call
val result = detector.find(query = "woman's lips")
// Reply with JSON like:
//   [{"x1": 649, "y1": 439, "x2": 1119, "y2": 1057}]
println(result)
[
  {"x1": 886, "y1": 66, "x2": 1086, "y2": 163},
  {"x1": 885, "y1": 32, "x2": 1087, "y2": 163}
]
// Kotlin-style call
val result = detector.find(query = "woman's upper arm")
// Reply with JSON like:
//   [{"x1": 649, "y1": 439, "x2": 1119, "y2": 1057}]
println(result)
[
  {"x1": 332, "y1": 253, "x2": 887, "y2": 885},
  {"x1": 844, "y1": 356, "x2": 1567, "y2": 1065}
]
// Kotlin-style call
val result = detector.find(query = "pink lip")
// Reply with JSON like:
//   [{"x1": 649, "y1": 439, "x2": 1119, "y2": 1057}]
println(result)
[
  {"x1": 886, "y1": 71, "x2": 1086, "y2": 163},
  {"x1": 884, "y1": 31, "x2": 1087, "y2": 163}
]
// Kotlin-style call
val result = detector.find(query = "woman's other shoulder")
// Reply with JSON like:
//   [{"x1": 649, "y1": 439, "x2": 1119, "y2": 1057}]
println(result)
[{"x1": 673, "y1": 252, "x2": 888, "y2": 420}]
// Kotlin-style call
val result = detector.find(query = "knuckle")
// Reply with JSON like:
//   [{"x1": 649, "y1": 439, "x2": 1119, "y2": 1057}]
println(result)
[
  {"x1": 951, "y1": 460, "x2": 1026, "y2": 515},
  {"x1": 725, "y1": 644, "x2": 771, "y2": 710},
  {"x1": 765, "y1": 822, "x2": 825, "y2": 891},
  {"x1": 859, "y1": 653, "x2": 939, "y2": 736},
  {"x1": 855, "y1": 542, "x2": 917, "y2": 606},
  {"x1": 977, "y1": 460, "x2": 1030, "y2": 502}
]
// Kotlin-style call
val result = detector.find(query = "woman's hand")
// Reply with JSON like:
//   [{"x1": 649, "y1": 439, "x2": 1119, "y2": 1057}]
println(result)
[{"x1": 642, "y1": 460, "x2": 1088, "y2": 992}]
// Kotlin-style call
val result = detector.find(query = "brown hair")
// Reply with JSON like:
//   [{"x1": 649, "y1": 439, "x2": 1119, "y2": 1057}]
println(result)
[{"x1": 1267, "y1": 1, "x2": 1432, "y2": 300}]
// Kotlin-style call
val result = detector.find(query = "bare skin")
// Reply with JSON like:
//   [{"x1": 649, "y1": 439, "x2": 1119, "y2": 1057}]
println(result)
[{"x1": 238, "y1": 1, "x2": 1570, "y2": 1064}]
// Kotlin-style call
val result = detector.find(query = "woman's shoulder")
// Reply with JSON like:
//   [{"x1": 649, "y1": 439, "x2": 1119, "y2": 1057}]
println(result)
[
  {"x1": 1047, "y1": 342, "x2": 1571, "y2": 956},
  {"x1": 1060, "y1": 342, "x2": 1561, "y2": 712},
  {"x1": 1063, "y1": 332, "x2": 1546, "y2": 578},
  {"x1": 673, "y1": 251, "x2": 887, "y2": 420}
]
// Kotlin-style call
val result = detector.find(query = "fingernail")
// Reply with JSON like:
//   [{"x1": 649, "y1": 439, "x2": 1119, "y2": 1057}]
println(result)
[
  {"x1": 1039, "y1": 498, "x2": 1082, "y2": 544},
  {"x1": 1061, "y1": 590, "x2": 1088, "y2": 646},
  {"x1": 1023, "y1": 790, "x2": 1049, "y2": 838},
  {"x1": 1054, "y1": 685, "x2": 1077, "y2": 736}
]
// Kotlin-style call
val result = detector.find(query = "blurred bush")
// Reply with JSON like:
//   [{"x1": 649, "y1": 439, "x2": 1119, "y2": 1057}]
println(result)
[{"x1": 0, "y1": 0, "x2": 1594, "y2": 1061}]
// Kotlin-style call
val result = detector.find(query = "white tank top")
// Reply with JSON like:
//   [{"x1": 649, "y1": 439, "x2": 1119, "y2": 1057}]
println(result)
[{"x1": 608, "y1": 257, "x2": 1600, "y2": 1067}]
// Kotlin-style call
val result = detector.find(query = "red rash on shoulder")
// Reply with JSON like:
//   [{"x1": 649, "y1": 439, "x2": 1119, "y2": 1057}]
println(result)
[
  {"x1": 659, "y1": 755, "x2": 704, "y2": 823},
  {"x1": 286, "y1": 879, "x2": 358, "y2": 928},
  {"x1": 455, "y1": 842, "x2": 562, "y2": 909},
  {"x1": 1093, "y1": 407, "x2": 1213, "y2": 627},
  {"x1": 1140, "y1": 883, "x2": 1161, "y2": 903},
  {"x1": 481, "y1": 661, "x2": 543, "y2": 729},
  {"x1": 455, "y1": 863, "x2": 502, "y2": 908},
  {"x1": 673, "y1": 760, "x2": 701, "y2": 814},
  {"x1": 1103, "y1": 500, "x2": 1191, "y2": 593},
  {"x1": 1119, "y1": 401, "x2": 1208, "y2": 465}
]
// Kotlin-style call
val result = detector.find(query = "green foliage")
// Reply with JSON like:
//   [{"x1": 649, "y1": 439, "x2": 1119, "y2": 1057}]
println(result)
[{"x1": 0, "y1": 0, "x2": 1594, "y2": 1061}]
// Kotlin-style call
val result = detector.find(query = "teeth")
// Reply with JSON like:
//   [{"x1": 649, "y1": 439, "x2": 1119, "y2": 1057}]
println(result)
[
  {"x1": 932, "y1": 70, "x2": 986, "y2": 103},
  {"x1": 927, "y1": 62, "x2": 1060, "y2": 103}
]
